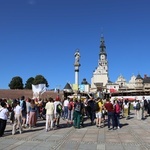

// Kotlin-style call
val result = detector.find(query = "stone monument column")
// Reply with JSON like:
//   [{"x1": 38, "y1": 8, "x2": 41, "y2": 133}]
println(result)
[{"x1": 74, "y1": 49, "x2": 81, "y2": 87}]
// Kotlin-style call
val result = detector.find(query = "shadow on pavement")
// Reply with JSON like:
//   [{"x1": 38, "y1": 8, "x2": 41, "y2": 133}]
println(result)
[{"x1": 120, "y1": 123, "x2": 129, "y2": 127}]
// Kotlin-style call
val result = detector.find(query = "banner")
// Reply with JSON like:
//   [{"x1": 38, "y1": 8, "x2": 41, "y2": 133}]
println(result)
[
  {"x1": 72, "y1": 84, "x2": 78, "y2": 91},
  {"x1": 32, "y1": 84, "x2": 47, "y2": 98}
]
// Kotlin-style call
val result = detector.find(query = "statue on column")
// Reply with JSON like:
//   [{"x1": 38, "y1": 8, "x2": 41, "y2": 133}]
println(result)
[{"x1": 74, "y1": 49, "x2": 80, "y2": 64}]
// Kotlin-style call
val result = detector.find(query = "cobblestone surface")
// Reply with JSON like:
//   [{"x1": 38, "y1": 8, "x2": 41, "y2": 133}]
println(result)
[{"x1": 0, "y1": 111, "x2": 150, "y2": 150}]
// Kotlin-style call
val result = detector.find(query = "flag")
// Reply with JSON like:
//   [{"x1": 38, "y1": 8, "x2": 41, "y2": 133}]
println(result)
[{"x1": 41, "y1": 86, "x2": 47, "y2": 95}]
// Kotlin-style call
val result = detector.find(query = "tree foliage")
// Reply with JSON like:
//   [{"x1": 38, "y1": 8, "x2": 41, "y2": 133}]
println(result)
[
  {"x1": 8, "y1": 76, "x2": 24, "y2": 89},
  {"x1": 32, "y1": 75, "x2": 49, "y2": 87},
  {"x1": 8, "y1": 75, "x2": 49, "y2": 89},
  {"x1": 24, "y1": 77, "x2": 34, "y2": 89}
]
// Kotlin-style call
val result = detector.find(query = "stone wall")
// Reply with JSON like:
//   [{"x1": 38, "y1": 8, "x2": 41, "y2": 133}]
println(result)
[{"x1": 0, "y1": 89, "x2": 63, "y2": 100}]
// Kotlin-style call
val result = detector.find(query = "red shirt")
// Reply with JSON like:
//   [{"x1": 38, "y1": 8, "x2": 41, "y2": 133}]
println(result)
[{"x1": 104, "y1": 102, "x2": 114, "y2": 112}]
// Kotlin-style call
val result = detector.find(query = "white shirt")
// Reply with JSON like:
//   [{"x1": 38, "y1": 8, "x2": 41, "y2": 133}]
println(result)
[
  {"x1": 123, "y1": 102, "x2": 129, "y2": 109},
  {"x1": 54, "y1": 101, "x2": 62, "y2": 114},
  {"x1": 14, "y1": 105, "x2": 22, "y2": 115},
  {"x1": 0, "y1": 107, "x2": 9, "y2": 120},
  {"x1": 63, "y1": 99, "x2": 69, "y2": 107},
  {"x1": 133, "y1": 101, "x2": 137, "y2": 107},
  {"x1": 26, "y1": 101, "x2": 31, "y2": 113},
  {"x1": 140, "y1": 101, "x2": 144, "y2": 108},
  {"x1": 45, "y1": 102, "x2": 54, "y2": 115}
]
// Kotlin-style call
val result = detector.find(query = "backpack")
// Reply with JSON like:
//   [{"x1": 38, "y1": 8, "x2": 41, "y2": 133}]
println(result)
[
  {"x1": 94, "y1": 102, "x2": 100, "y2": 112},
  {"x1": 68, "y1": 102, "x2": 73, "y2": 110},
  {"x1": 75, "y1": 103, "x2": 81, "y2": 112},
  {"x1": 136, "y1": 102, "x2": 140, "y2": 110},
  {"x1": 56, "y1": 104, "x2": 62, "y2": 113}
]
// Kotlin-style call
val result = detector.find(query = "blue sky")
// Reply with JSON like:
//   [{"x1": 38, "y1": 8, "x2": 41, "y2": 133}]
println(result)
[{"x1": 0, "y1": 0, "x2": 150, "y2": 90}]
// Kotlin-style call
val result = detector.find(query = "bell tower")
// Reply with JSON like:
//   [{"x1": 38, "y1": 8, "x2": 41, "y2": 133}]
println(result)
[
  {"x1": 98, "y1": 35, "x2": 108, "y2": 75},
  {"x1": 91, "y1": 35, "x2": 109, "y2": 91}
]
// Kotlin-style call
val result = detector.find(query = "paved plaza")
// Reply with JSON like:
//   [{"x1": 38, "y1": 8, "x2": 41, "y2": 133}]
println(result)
[{"x1": 0, "y1": 111, "x2": 150, "y2": 150}]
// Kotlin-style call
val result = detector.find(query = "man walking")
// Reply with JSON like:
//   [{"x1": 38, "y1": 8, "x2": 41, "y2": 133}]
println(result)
[
  {"x1": 104, "y1": 99, "x2": 115, "y2": 130},
  {"x1": 45, "y1": 97, "x2": 54, "y2": 131},
  {"x1": 12, "y1": 101, "x2": 23, "y2": 135}
]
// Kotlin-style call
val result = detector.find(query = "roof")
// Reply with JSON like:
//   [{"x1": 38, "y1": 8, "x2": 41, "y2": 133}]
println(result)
[
  {"x1": 63, "y1": 83, "x2": 72, "y2": 90},
  {"x1": 81, "y1": 78, "x2": 89, "y2": 85},
  {"x1": 63, "y1": 83, "x2": 73, "y2": 93},
  {"x1": 136, "y1": 74, "x2": 143, "y2": 80},
  {"x1": 108, "y1": 80, "x2": 113, "y2": 83},
  {"x1": 143, "y1": 77, "x2": 150, "y2": 83}
]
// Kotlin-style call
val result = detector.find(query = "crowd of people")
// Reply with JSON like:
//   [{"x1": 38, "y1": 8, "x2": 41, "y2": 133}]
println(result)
[
  {"x1": 132, "y1": 96, "x2": 150, "y2": 120},
  {"x1": 0, "y1": 95, "x2": 150, "y2": 137}
]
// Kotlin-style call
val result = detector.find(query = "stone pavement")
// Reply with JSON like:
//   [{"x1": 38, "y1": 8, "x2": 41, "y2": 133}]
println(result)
[{"x1": 0, "y1": 111, "x2": 150, "y2": 150}]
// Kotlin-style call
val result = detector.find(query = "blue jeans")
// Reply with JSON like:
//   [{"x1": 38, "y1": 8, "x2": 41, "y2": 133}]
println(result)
[
  {"x1": 68, "y1": 109, "x2": 74, "y2": 121},
  {"x1": 107, "y1": 112, "x2": 115, "y2": 128},
  {"x1": 114, "y1": 113, "x2": 120, "y2": 127},
  {"x1": 63, "y1": 106, "x2": 68, "y2": 119}
]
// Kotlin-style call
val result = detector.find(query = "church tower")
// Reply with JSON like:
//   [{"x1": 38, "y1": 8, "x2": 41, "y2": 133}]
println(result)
[{"x1": 91, "y1": 35, "x2": 109, "y2": 92}]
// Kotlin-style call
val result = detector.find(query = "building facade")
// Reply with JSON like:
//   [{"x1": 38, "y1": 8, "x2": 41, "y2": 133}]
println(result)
[
  {"x1": 107, "y1": 74, "x2": 150, "y2": 94},
  {"x1": 90, "y1": 36, "x2": 150, "y2": 95}
]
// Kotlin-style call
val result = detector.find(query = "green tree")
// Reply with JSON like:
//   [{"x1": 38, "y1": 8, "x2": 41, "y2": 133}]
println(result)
[
  {"x1": 33, "y1": 75, "x2": 49, "y2": 87},
  {"x1": 24, "y1": 77, "x2": 34, "y2": 89},
  {"x1": 8, "y1": 76, "x2": 24, "y2": 89}
]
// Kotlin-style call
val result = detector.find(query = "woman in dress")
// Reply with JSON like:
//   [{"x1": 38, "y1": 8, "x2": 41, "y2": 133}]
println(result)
[{"x1": 29, "y1": 99, "x2": 37, "y2": 128}]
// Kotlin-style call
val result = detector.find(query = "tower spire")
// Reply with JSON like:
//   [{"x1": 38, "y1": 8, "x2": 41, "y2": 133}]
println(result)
[
  {"x1": 99, "y1": 35, "x2": 107, "y2": 59},
  {"x1": 91, "y1": 35, "x2": 109, "y2": 91}
]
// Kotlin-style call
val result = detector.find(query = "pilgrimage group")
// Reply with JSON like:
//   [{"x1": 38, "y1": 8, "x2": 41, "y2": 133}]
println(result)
[{"x1": 0, "y1": 95, "x2": 150, "y2": 137}]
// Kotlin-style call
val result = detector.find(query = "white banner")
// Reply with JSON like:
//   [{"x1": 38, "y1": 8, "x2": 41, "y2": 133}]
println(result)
[{"x1": 32, "y1": 84, "x2": 47, "y2": 98}]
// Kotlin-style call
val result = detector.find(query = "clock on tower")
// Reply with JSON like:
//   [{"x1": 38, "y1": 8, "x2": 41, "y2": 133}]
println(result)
[{"x1": 101, "y1": 55, "x2": 105, "y2": 60}]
